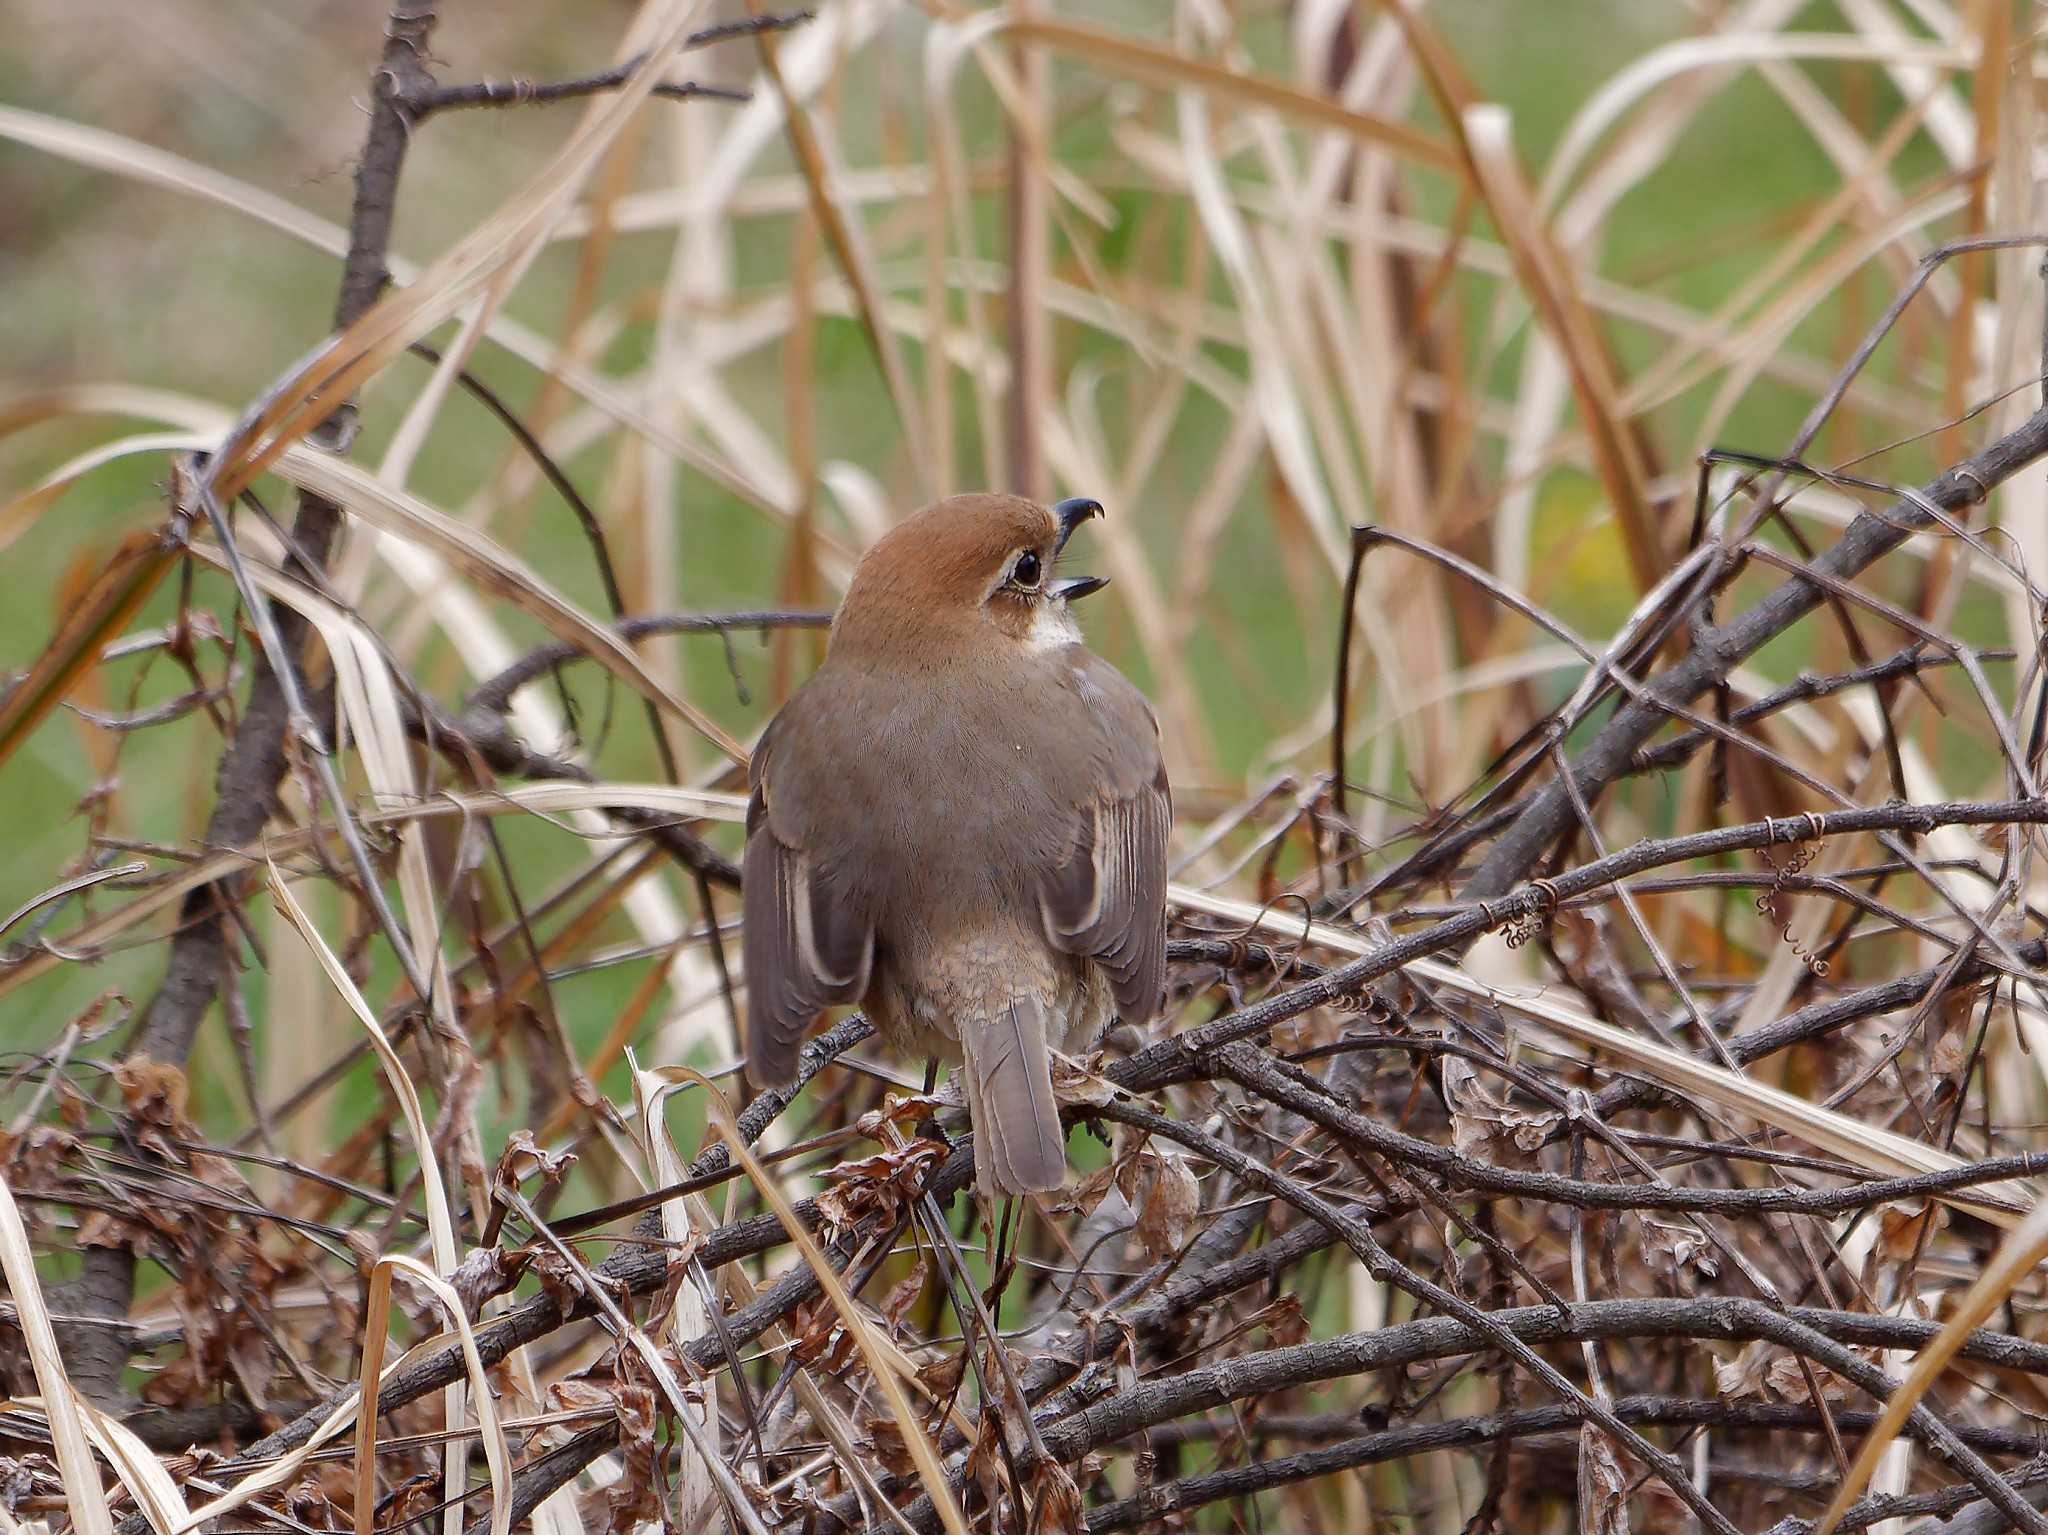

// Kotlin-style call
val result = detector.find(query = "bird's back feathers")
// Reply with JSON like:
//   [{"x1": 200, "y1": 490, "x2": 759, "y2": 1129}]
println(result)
[{"x1": 740, "y1": 496, "x2": 1170, "y2": 1198}]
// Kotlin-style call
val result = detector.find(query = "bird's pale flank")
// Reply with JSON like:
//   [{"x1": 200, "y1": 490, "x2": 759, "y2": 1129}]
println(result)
[{"x1": 742, "y1": 493, "x2": 1170, "y2": 1200}]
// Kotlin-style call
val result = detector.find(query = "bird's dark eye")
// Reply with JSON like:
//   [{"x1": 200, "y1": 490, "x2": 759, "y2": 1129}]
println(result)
[{"x1": 1011, "y1": 550, "x2": 1042, "y2": 589}]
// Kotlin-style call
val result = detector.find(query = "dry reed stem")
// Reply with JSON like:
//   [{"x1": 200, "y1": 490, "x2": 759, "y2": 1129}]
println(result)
[{"x1": 12, "y1": 6, "x2": 2048, "y2": 1532}]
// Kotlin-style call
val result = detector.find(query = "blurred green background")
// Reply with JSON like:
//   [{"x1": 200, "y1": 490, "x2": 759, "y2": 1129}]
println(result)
[{"x1": 1, "y1": 0, "x2": 2020, "y2": 1151}]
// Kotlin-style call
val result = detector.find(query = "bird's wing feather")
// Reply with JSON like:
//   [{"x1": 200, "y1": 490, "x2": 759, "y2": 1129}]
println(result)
[
  {"x1": 1037, "y1": 654, "x2": 1171, "y2": 1021},
  {"x1": 742, "y1": 725, "x2": 873, "y2": 1090}
]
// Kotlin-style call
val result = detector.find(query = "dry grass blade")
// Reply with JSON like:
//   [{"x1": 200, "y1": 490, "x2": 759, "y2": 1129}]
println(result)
[
  {"x1": 0, "y1": 1179, "x2": 117, "y2": 1535},
  {"x1": 1810, "y1": 1196, "x2": 2048, "y2": 1535},
  {"x1": 263, "y1": 862, "x2": 460, "y2": 1257},
  {"x1": 0, "y1": 781, "x2": 745, "y2": 998},
  {"x1": 745, "y1": 0, "x2": 930, "y2": 488},
  {"x1": 219, "y1": 530, "x2": 458, "y2": 1028},
  {"x1": 71, "y1": 1401, "x2": 190, "y2": 1534},
  {"x1": 0, "y1": 528, "x2": 179, "y2": 770},
  {"x1": 638, "y1": 1065, "x2": 973, "y2": 1535},
  {"x1": 354, "y1": 1256, "x2": 513, "y2": 1535},
  {"x1": 264, "y1": 446, "x2": 746, "y2": 763},
  {"x1": 0, "y1": 429, "x2": 221, "y2": 557},
  {"x1": 0, "y1": 386, "x2": 224, "y2": 454},
  {"x1": 1007, "y1": 15, "x2": 1456, "y2": 169},
  {"x1": 1462, "y1": 106, "x2": 1660, "y2": 592},
  {"x1": 0, "y1": 104, "x2": 348, "y2": 260},
  {"x1": 0, "y1": 862, "x2": 145, "y2": 943},
  {"x1": 626, "y1": 1063, "x2": 720, "y2": 1527},
  {"x1": 265, "y1": 860, "x2": 472, "y2": 1535}
]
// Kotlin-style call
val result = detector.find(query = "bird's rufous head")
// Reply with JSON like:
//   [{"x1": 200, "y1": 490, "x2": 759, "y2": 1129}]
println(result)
[{"x1": 829, "y1": 493, "x2": 1108, "y2": 663}]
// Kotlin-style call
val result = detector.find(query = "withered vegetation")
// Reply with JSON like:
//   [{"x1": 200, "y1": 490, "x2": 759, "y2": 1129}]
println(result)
[{"x1": 5, "y1": 6, "x2": 2048, "y2": 1534}]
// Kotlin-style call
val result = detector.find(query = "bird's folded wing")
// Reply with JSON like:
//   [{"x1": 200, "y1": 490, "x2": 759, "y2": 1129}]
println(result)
[
  {"x1": 1038, "y1": 747, "x2": 1170, "y2": 1022},
  {"x1": 742, "y1": 783, "x2": 873, "y2": 1089}
]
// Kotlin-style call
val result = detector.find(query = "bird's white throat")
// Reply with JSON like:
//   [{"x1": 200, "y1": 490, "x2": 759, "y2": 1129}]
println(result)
[{"x1": 1025, "y1": 599, "x2": 1083, "y2": 653}]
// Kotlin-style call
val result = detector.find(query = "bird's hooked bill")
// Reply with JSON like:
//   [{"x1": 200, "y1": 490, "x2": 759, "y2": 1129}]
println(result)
[
  {"x1": 1051, "y1": 497, "x2": 1104, "y2": 556},
  {"x1": 1050, "y1": 499, "x2": 1108, "y2": 600}
]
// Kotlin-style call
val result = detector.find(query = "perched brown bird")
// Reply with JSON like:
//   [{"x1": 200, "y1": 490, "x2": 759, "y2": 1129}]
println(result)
[{"x1": 742, "y1": 493, "x2": 1170, "y2": 1199}]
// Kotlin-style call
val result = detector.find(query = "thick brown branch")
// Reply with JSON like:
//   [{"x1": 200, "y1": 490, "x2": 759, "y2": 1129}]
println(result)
[
  {"x1": 1083, "y1": 1396, "x2": 2048, "y2": 1532},
  {"x1": 1124, "y1": 797, "x2": 2048, "y2": 1095},
  {"x1": 54, "y1": 0, "x2": 441, "y2": 1409},
  {"x1": 1461, "y1": 406, "x2": 2048, "y2": 901}
]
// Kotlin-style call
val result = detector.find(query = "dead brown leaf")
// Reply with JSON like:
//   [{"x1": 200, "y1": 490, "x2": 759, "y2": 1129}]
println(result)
[
  {"x1": 1116, "y1": 1143, "x2": 1198, "y2": 1260},
  {"x1": 605, "y1": 1383, "x2": 661, "y2": 1535},
  {"x1": 1028, "y1": 1456, "x2": 1086, "y2": 1534},
  {"x1": 1442, "y1": 1055, "x2": 1559, "y2": 1167},
  {"x1": 492, "y1": 1128, "x2": 575, "y2": 1198},
  {"x1": 1639, "y1": 1218, "x2": 1720, "y2": 1291},
  {"x1": 1577, "y1": 1423, "x2": 1631, "y2": 1535},
  {"x1": 114, "y1": 1059, "x2": 193, "y2": 1159}
]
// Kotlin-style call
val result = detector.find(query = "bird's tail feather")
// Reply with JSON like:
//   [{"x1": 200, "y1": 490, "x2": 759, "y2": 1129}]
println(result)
[{"x1": 962, "y1": 996, "x2": 1067, "y2": 1200}]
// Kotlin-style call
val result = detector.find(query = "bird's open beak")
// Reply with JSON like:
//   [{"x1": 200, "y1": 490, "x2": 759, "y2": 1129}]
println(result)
[
  {"x1": 1049, "y1": 498, "x2": 1108, "y2": 600},
  {"x1": 1051, "y1": 497, "x2": 1103, "y2": 557},
  {"x1": 1049, "y1": 573, "x2": 1109, "y2": 602}
]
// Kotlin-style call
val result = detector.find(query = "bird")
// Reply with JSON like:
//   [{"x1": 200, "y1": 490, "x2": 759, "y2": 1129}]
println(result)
[{"x1": 741, "y1": 492, "x2": 1170, "y2": 1202}]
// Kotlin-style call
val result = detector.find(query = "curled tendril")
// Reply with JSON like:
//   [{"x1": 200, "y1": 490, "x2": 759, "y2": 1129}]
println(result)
[
  {"x1": 1500, "y1": 877, "x2": 1562, "y2": 950},
  {"x1": 1756, "y1": 836, "x2": 1830, "y2": 978},
  {"x1": 1327, "y1": 990, "x2": 1396, "y2": 1017}
]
